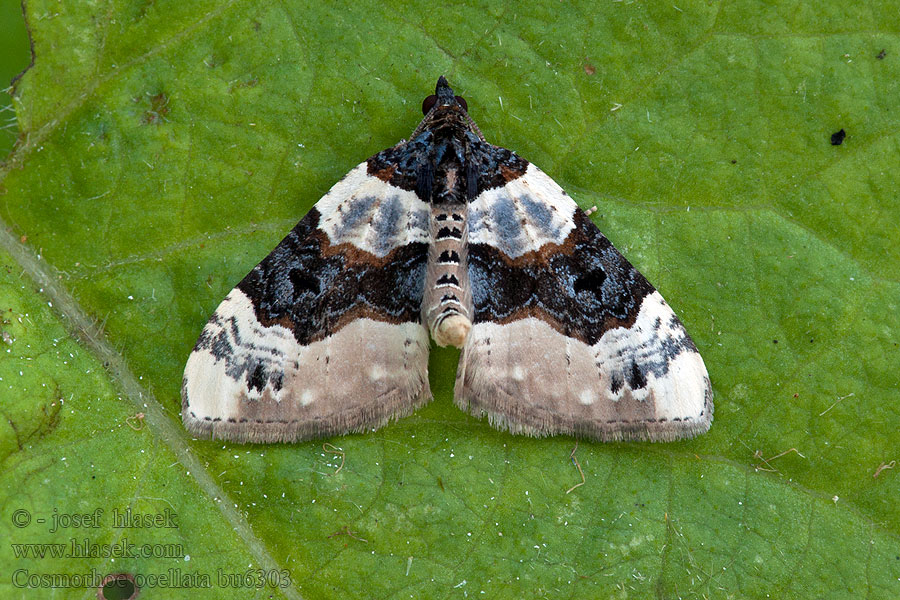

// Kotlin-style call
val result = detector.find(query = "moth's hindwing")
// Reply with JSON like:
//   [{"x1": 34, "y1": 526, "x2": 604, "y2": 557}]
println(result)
[
  {"x1": 456, "y1": 161, "x2": 712, "y2": 442},
  {"x1": 182, "y1": 163, "x2": 433, "y2": 443}
]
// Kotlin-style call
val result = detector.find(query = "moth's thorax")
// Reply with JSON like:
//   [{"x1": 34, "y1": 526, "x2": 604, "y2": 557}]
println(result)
[
  {"x1": 430, "y1": 150, "x2": 469, "y2": 205},
  {"x1": 422, "y1": 105, "x2": 472, "y2": 136},
  {"x1": 423, "y1": 122, "x2": 483, "y2": 205},
  {"x1": 410, "y1": 97, "x2": 484, "y2": 150}
]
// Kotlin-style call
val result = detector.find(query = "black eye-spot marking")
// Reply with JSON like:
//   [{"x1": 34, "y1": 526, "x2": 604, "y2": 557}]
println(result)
[
  {"x1": 289, "y1": 269, "x2": 320, "y2": 297},
  {"x1": 438, "y1": 250, "x2": 460, "y2": 263},
  {"x1": 437, "y1": 274, "x2": 460, "y2": 286},
  {"x1": 574, "y1": 270, "x2": 607, "y2": 295}
]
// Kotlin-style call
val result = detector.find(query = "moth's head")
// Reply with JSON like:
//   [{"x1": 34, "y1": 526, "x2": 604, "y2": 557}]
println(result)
[
  {"x1": 421, "y1": 76, "x2": 469, "y2": 115},
  {"x1": 412, "y1": 76, "x2": 484, "y2": 141}
]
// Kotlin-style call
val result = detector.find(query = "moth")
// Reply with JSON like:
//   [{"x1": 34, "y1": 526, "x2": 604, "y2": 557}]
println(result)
[{"x1": 182, "y1": 77, "x2": 712, "y2": 443}]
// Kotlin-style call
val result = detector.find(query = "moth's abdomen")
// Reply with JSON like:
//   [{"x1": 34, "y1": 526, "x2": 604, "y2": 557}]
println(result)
[{"x1": 424, "y1": 204, "x2": 472, "y2": 348}]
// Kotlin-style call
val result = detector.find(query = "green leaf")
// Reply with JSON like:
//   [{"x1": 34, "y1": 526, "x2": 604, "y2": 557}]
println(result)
[
  {"x1": 0, "y1": 1, "x2": 31, "y2": 158},
  {"x1": 2, "y1": 1, "x2": 899, "y2": 599}
]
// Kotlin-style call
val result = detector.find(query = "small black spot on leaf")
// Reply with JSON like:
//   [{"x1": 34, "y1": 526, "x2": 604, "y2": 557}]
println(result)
[{"x1": 831, "y1": 129, "x2": 846, "y2": 146}]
